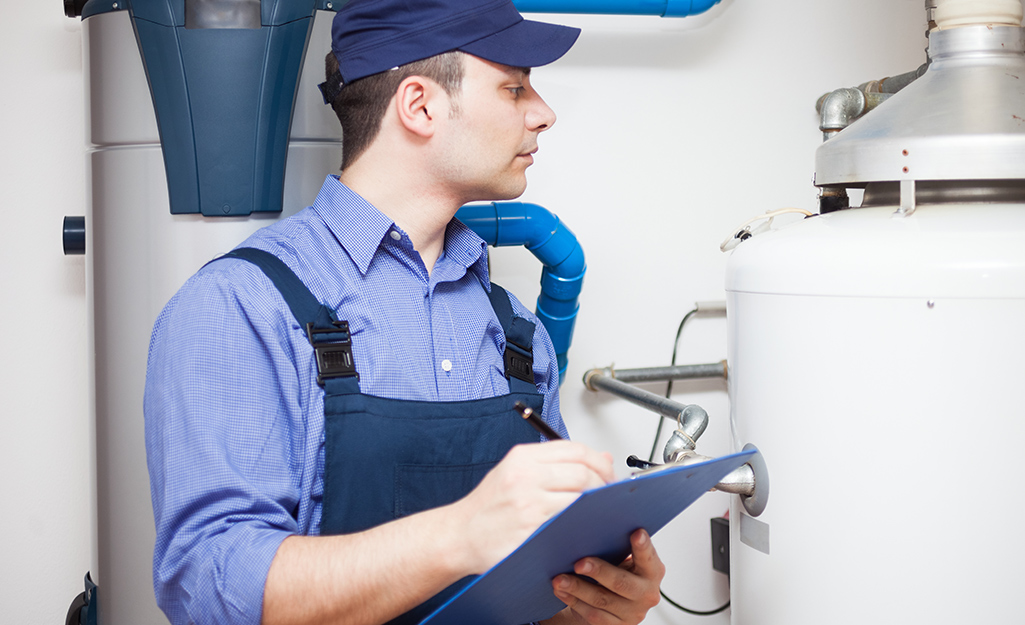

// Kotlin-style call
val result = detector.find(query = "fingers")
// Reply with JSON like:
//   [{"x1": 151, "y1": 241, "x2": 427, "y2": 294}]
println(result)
[
  {"x1": 498, "y1": 441, "x2": 612, "y2": 493},
  {"x1": 453, "y1": 441, "x2": 615, "y2": 574},
  {"x1": 551, "y1": 530, "x2": 665, "y2": 625},
  {"x1": 518, "y1": 440, "x2": 615, "y2": 486},
  {"x1": 538, "y1": 460, "x2": 610, "y2": 493},
  {"x1": 554, "y1": 569, "x2": 642, "y2": 625}
]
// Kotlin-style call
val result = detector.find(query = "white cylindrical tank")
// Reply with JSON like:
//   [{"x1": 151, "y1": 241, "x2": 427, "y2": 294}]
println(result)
[
  {"x1": 84, "y1": 9, "x2": 340, "y2": 624},
  {"x1": 725, "y1": 12, "x2": 1025, "y2": 624},
  {"x1": 726, "y1": 202, "x2": 1025, "y2": 623}
]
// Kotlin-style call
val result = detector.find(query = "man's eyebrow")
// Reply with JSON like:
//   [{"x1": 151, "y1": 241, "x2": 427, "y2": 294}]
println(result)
[{"x1": 502, "y1": 66, "x2": 531, "y2": 78}]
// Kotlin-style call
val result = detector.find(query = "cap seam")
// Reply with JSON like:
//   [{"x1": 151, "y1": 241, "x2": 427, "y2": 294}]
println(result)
[
  {"x1": 338, "y1": 0, "x2": 511, "y2": 57},
  {"x1": 457, "y1": 20, "x2": 526, "y2": 52}
]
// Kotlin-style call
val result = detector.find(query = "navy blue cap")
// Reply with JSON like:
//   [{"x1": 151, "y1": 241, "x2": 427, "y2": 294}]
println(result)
[{"x1": 330, "y1": 0, "x2": 581, "y2": 84}]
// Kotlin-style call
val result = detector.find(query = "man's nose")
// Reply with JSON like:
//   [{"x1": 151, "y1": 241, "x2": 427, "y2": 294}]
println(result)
[{"x1": 527, "y1": 92, "x2": 557, "y2": 132}]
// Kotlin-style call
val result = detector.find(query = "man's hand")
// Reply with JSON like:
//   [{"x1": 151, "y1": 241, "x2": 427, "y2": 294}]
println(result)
[
  {"x1": 544, "y1": 529, "x2": 666, "y2": 625},
  {"x1": 451, "y1": 441, "x2": 615, "y2": 574}
]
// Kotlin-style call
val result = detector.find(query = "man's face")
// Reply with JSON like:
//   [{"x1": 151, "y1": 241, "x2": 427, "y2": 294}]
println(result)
[{"x1": 433, "y1": 54, "x2": 557, "y2": 203}]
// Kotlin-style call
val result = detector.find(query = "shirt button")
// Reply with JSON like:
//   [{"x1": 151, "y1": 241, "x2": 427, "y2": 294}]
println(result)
[
  {"x1": 441, "y1": 359, "x2": 453, "y2": 372},
  {"x1": 389, "y1": 230, "x2": 402, "y2": 241}
]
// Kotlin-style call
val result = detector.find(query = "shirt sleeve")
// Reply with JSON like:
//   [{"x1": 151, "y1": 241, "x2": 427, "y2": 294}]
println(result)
[{"x1": 144, "y1": 262, "x2": 313, "y2": 625}]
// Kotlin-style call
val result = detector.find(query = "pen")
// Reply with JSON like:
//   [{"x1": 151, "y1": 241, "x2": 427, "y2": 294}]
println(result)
[
  {"x1": 626, "y1": 455, "x2": 660, "y2": 471},
  {"x1": 514, "y1": 401, "x2": 563, "y2": 441}
]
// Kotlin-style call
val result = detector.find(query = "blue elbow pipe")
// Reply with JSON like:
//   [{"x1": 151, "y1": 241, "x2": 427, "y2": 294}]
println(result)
[
  {"x1": 456, "y1": 202, "x2": 586, "y2": 385},
  {"x1": 512, "y1": 0, "x2": 721, "y2": 17}
]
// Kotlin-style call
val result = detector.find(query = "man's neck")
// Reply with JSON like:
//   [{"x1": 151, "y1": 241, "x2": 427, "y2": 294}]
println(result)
[{"x1": 339, "y1": 163, "x2": 461, "y2": 275}]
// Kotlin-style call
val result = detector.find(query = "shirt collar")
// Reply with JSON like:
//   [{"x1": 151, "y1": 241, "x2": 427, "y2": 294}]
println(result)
[
  {"x1": 443, "y1": 217, "x2": 491, "y2": 291},
  {"x1": 311, "y1": 176, "x2": 491, "y2": 288}
]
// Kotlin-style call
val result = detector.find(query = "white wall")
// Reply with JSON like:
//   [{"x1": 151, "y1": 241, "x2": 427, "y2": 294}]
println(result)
[
  {"x1": 0, "y1": 0, "x2": 928, "y2": 623},
  {"x1": 0, "y1": 3, "x2": 95, "y2": 625}
]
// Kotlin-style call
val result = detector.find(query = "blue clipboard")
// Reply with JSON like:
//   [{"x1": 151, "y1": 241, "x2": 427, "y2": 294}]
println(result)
[{"x1": 420, "y1": 449, "x2": 755, "y2": 625}]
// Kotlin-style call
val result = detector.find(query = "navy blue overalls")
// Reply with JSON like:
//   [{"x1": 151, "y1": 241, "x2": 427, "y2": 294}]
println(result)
[{"x1": 222, "y1": 248, "x2": 544, "y2": 625}]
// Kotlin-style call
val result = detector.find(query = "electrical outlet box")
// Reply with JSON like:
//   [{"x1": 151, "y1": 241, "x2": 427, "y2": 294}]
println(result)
[{"x1": 710, "y1": 517, "x2": 730, "y2": 576}]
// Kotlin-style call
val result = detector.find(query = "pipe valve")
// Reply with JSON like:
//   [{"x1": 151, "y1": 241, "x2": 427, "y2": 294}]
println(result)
[{"x1": 583, "y1": 363, "x2": 769, "y2": 515}]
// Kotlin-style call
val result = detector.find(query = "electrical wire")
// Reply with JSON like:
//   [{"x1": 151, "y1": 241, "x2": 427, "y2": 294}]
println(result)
[
  {"x1": 660, "y1": 591, "x2": 730, "y2": 616},
  {"x1": 647, "y1": 308, "x2": 697, "y2": 463},
  {"x1": 652, "y1": 307, "x2": 730, "y2": 617},
  {"x1": 719, "y1": 207, "x2": 815, "y2": 252}
]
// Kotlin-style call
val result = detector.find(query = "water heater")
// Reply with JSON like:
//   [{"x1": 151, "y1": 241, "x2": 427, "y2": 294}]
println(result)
[
  {"x1": 726, "y1": 2, "x2": 1025, "y2": 623},
  {"x1": 74, "y1": 1, "x2": 342, "y2": 622}
]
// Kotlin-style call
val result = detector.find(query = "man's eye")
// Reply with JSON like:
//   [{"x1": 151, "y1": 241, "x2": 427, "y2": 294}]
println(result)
[{"x1": 508, "y1": 86, "x2": 524, "y2": 97}]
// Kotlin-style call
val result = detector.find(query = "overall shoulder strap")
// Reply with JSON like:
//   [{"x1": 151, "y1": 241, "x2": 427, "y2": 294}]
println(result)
[
  {"x1": 218, "y1": 247, "x2": 359, "y2": 394},
  {"x1": 222, "y1": 247, "x2": 325, "y2": 328},
  {"x1": 486, "y1": 283, "x2": 538, "y2": 394}
]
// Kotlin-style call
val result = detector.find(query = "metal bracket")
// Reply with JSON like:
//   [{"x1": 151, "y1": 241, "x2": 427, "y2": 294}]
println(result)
[{"x1": 897, "y1": 178, "x2": 917, "y2": 216}]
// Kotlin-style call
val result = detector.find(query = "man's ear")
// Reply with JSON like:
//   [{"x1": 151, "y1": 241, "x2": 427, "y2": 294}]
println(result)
[{"x1": 394, "y1": 75, "x2": 443, "y2": 138}]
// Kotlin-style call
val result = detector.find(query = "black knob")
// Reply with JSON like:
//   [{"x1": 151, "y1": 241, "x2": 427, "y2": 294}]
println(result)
[{"x1": 63, "y1": 216, "x2": 85, "y2": 255}]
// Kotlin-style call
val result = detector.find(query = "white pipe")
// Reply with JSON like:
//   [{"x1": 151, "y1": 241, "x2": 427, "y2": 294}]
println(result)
[{"x1": 934, "y1": 0, "x2": 1023, "y2": 29}]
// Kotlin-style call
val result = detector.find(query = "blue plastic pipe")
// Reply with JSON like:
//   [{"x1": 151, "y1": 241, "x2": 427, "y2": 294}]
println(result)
[
  {"x1": 456, "y1": 203, "x2": 586, "y2": 385},
  {"x1": 511, "y1": 0, "x2": 722, "y2": 17}
]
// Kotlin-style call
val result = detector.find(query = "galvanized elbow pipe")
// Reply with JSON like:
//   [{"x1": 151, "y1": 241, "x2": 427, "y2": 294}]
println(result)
[
  {"x1": 513, "y1": 0, "x2": 722, "y2": 18},
  {"x1": 456, "y1": 202, "x2": 586, "y2": 383},
  {"x1": 816, "y1": 63, "x2": 928, "y2": 141},
  {"x1": 585, "y1": 368, "x2": 769, "y2": 516},
  {"x1": 583, "y1": 367, "x2": 709, "y2": 447},
  {"x1": 818, "y1": 87, "x2": 866, "y2": 138}
]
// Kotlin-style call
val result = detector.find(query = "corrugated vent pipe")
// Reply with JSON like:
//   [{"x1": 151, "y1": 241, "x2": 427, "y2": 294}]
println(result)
[
  {"x1": 512, "y1": 0, "x2": 722, "y2": 17},
  {"x1": 456, "y1": 202, "x2": 586, "y2": 384}
]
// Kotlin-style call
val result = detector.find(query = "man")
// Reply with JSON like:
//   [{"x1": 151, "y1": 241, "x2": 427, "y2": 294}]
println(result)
[{"x1": 144, "y1": 1, "x2": 665, "y2": 624}]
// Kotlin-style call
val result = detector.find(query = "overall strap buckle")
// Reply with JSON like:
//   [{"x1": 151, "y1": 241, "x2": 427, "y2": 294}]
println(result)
[
  {"x1": 504, "y1": 340, "x2": 537, "y2": 385},
  {"x1": 504, "y1": 336, "x2": 535, "y2": 385},
  {"x1": 307, "y1": 320, "x2": 359, "y2": 386},
  {"x1": 487, "y1": 283, "x2": 537, "y2": 388}
]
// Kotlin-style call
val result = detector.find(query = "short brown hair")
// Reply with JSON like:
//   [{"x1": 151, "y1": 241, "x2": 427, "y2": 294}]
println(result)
[{"x1": 325, "y1": 50, "x2": 465, "y2": 170}]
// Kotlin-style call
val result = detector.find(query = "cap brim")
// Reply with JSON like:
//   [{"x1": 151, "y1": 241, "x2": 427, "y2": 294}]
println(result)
[{"x1": 458, "y1": 18, "x2": 581, "y2": 68}]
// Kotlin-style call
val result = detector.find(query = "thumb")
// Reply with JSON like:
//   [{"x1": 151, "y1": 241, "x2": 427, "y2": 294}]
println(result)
[{"x1": 628, "y1": 529, "x2": 664, "y2": 581}]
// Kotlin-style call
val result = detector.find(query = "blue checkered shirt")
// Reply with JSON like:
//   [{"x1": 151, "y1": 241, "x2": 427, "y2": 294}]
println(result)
[{"x1": 144, "y1": 176, "x2": 567, "y2": 625}]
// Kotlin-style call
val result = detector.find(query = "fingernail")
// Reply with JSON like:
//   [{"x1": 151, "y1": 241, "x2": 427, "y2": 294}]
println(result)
[
  {"x1": 578, "y1": 560, "x2": 593, "y2": 574},
  {"x1": 557, "y1": 576, "x2": 571, "y2": 590},
  {"x1": 636, "y1": 530, "x2": 648, "y2": 545}
]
